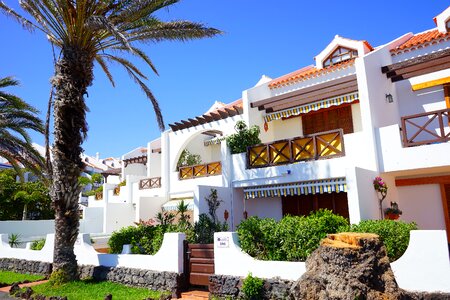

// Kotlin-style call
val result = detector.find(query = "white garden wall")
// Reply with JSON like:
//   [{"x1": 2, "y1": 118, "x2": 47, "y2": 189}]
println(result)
[
  {"x1": 214, "y1": 232, "x2": 305, "y2": 281},
  {"x1": 214, "y1": 230, "x2": 450, "y2": 293},
  {"x1": 0, "y1": 232, "x2": 185, "y2": 273}
]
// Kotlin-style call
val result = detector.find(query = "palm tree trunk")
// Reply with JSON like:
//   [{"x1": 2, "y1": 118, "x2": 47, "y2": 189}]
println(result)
[{"x1": 50, "y1": 47, "x2": 93, "y2": 282}]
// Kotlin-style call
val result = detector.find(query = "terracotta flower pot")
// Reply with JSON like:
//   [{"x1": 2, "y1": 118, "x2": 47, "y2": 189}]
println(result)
[{"x1": 385, "y1": 213, "x2": 400, "y2": 220}]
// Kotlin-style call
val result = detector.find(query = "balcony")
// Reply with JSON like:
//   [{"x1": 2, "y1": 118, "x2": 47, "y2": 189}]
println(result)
[
  {"x1": 401, "y1": 108, "x2": 450, "y2": 147},
  {"x1": 179, "y1": 162, "x2": 222, "y2": 180},
  {"x1": 139, "y1": 177, "x2": 161, "y2": 189},
  {"x1": 247, "y1": 129, "x2": 345, "y2": 169}
]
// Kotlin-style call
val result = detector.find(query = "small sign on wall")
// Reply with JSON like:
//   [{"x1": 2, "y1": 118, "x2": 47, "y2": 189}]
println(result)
[{"x1": 217, "y1": 236, "x2": 229, "y2": 248}]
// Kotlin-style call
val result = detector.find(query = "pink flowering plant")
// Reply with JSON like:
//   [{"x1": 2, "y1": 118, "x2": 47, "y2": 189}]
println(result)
[
  {"x1": 373, "y1": 176, "x2": 388, "y2": 199},
  {"x1": 373, "y1": 176, "x2": 388, "y2": 219}
]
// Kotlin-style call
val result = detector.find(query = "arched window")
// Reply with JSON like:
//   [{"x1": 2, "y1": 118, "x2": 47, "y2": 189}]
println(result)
[
  {"x1": 323, "y1": 47, "x2": 358, "y2": 67},
  {"x1": 446, "y1": 19, "x2": 450, "y2": 32}
]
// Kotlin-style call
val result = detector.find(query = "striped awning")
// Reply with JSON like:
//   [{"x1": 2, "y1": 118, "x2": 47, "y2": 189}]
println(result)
[
  {"x1": 244, "y1": 178, "x2": 347, "y2": 200},
  {"x1": 263, "y1": 92, "x2": 359, "y2": 123},
  {"x1": 162, "y1": 199, "x2": 194, "y2": 211}
]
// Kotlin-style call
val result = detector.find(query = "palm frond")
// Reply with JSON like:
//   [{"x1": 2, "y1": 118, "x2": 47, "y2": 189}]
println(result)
[
  {"x1": 95, "y1": 55, "x2": 115, "y2": 87},
  {"x1": 112, "y1": 45, "x2": 159, "y2": 76},
  {"x1": 128, "y1": 20, "x2": 222, "y2": 43},
  {"x1": 120, "y1": 66, "x2": 164, "y2": 131},
  {"x1": 0, "y1": 1, "x2": 35, "y2": 31}
]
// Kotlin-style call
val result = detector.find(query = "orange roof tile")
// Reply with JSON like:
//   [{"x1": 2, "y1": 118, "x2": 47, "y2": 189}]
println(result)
[
  {"x1": 268, "y1": 59, "x2": 355, "y2": 89},
  {"x1": 391, "y1": 29, "x2": 450, "y2": 54}
]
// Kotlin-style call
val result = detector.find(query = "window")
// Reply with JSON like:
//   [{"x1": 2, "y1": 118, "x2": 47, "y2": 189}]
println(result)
[
  {"x1": 302, "y1": 105, "x2": 354, "y2": 135},
  {"x1": 323, "y1": 47, "x2": 358, "y2": 67},
  {"x1": 282, "y1": 193, "x2": 349, "y2": 219},
  {"x1": 446, "y1": 19, "x2": 450, "y2": 32}
]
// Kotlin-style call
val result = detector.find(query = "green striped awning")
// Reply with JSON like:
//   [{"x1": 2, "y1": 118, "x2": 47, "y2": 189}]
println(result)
[
  {"x1": 263, "y1": 92, "x2": 359, "y2": 123},
  {"x1": 243, "y1": 178, "x2": 347, "y2": 200}
]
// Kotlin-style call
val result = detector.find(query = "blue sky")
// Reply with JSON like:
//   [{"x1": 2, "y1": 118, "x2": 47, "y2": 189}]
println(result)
[{"x1": 1, "y1": 1, "x2": 449, "y2": 158}]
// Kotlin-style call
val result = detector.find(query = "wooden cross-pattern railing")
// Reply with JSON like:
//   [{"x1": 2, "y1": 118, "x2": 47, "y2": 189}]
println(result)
[
  {"x1": 401, "y1": 108, "x2": 450, "y2": 147},
  {"x1": 139, "y1": 177, "x2": 161, "y2": 189},
  {"x1": 247, "y1": 129, "x2": 345, "y2": 169},
  {"x1": 179, "y1": 161, "x2": 222, "y2": 180}
]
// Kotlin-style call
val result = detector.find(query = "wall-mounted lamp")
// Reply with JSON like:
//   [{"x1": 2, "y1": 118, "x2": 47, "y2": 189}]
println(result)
[{"x1": 385, "y1": 93, "x2": 394, "y2": 103}]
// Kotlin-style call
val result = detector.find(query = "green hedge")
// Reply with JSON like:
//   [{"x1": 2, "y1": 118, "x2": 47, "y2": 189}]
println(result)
[
  {"x1": 237, "y1": 210, "x2": 417, "y2": 262},
  {"x1": 342, "y1": 219, "x2": 417, "y2": 261},
  {"x1": 108, "y1": 224, "x2": 176, "y2": 254},
  {"x1": 237, "y1": 209, "x2": 348, "y2": 261}
]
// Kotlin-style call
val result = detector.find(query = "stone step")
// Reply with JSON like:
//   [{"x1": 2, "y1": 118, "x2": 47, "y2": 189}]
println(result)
[{"x1": 176, "y1": 290, "x2": 209, "y2": 299}]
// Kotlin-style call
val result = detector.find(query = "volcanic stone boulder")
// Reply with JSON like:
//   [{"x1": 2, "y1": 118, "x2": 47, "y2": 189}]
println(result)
[{"x1": 289, "y1": 232, "x2": 404, "y2": 300}]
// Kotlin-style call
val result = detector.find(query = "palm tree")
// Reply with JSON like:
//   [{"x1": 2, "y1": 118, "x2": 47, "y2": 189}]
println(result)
[
  {"x1": 0, "y1": 76, "x2": 45, "y2": 177},
  {"x1": 0, "y1": 0, "x2": 221, "y2": 281}
]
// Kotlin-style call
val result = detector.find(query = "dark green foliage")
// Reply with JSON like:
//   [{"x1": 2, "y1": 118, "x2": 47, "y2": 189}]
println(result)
[
  {"x1": 237, "y1": 209, "x2": 349, "y2": 261},
  {"x1": 108, "y1": 224, "x2": 176, "y2": 254},
  {"x1": 85, "y1": 185, "x2": 103, "y2": 197},
  {"x1": 226, "y1": 121, "x2": 261, "y2": 154},
  {"x1": 342, "y1": 219, "x2": 417, "y2": 261},
  {"x1": 0, "y1": 169, "x2": 53, "y2": 220},
  {"x1": 241, "y1": 273, "x2": 264, "y2": 300},
  {"x1": 190, "y1": 214, "x2": 228, "y2": 244},
  {"x1": 31, "y1": 239, "x2": 46, "y2": 250}
]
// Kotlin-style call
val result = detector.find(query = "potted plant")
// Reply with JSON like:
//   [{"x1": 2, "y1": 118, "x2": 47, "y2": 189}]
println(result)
[
  {"x1": 384, "y1": 202, "x2": 402, "y2": 220},
  {"x1": 113, "y1": 180, "x2": 126, "y2": 195}
]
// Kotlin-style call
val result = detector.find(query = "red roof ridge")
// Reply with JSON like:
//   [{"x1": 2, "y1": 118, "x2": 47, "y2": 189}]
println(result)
[
  {"x1": 391, "y1": 28, "x2": 450, "y2": 54},
  {"x1": 268, "y1": 59, "x2": 355, "y2": 89}
]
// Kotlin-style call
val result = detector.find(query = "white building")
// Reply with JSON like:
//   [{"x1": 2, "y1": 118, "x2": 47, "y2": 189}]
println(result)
[{"x1": 87, "y1": 7, "x2": 450, "y2": 242}]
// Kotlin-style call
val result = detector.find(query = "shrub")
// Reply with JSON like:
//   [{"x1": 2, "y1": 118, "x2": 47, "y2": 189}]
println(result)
[
  {"x1": 31, "y1": 239, "x2": 45, "y2": 250},
  {"x1": 237, "y1": 209, "x2": 348, "y2": 261},
  {"x1": 241, "y1": 273, "x2": 264, "y2": 300},
  {"x1": 190, "y1": 213, "x2": 228, "y2": 244},
  {"x1": 108, "y1": 224, "x2": 176, "y2": 254},
  {"x1": 226, "y1": 121, "x2": 261, "y2": 154},
  {"x1": 342, "y1": 219, "x2": 417, "y2": 261}
]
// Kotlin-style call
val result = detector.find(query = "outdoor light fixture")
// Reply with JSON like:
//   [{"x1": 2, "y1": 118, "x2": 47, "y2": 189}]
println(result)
[{"x1": 385, "y1": 93, "x2": 394, "y2": 103}]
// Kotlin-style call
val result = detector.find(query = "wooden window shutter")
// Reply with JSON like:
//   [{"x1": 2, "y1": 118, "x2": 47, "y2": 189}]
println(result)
[{"x1": 302, "y1": 105, "x2": 353, "y2": 135}]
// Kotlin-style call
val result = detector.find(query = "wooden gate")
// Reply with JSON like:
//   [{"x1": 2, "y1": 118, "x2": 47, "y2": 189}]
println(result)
[{"x1": 185, "y1": 243, "x2": 214, "y2": 287}]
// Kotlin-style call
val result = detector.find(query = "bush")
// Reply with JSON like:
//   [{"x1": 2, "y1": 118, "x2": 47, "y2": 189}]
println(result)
[
  {"x1": 108, "y1": 224, "x2": 176, "y2": 254},
  {"x1": 226, "y1": 121, "x2": 261, "y2": 154},
  {"x1": 31, "y1": 239, "x2": 45, "y2": 250},
  {"x1": 241, "y1": 273, "x2": 264, "y2": 300},
  {"x1": 190, "y1": 214, "x2": 228, "y2": 244},
  {"x1": 237, "y1": 209, "x2": 348, "y2": 261},
  {"x1": 341, "y1": 219, "x2": 417, "y2": 261}
]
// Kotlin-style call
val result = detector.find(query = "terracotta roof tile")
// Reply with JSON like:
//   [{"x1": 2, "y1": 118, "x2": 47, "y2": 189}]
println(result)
[
  {"x1": 391, "y1": 29, "x2": 450, "y2": 54},
  {"x1": 268, "y1": 59, "x2": 355, "y2": 89}
]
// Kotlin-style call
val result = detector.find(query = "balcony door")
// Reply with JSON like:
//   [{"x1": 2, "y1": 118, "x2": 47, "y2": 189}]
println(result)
[
  {"x1": 302, "y1": 105, "x2": 353, "y2": 135},
  {"x1": 281, "y1": 192, "x2": 349, "y2": 219}
]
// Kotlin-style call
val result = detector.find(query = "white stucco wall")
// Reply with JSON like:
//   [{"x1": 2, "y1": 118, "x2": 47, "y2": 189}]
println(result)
[
  {"x1": 103, "y1": 203, "x2": 135, "y2": 233},
  {"x1": 377, "y1": 125, "x2": 450, "y2": 172},
  {"x1": 136, "y1": 196, "x2": 167, "y2": 223},
  {"x1": 396, "y1": 184, "x2": 446, "y2": 230},
  {"x1": 80, "y1": 207, "x2": 104, "y2": 234},
  {"x1": 123, "y1": 163, "x2": 146, "y2": 178},
  {"x1": 214, "y1": 232, "x2": 305, "y2": 281}
]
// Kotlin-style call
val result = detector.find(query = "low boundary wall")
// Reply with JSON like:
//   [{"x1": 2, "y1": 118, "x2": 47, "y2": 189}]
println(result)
[
  {"x1": 0, "y1": 232, "x2": 185, "y2": 273},
  {"x1": 213, "y1": 230, "x2": 450, "y2": 293}
]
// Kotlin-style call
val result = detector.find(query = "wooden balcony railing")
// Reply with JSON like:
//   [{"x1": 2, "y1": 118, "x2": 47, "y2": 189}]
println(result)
[
  {"x1": 179, "y1": 161, "x2": 222, "y2": 180},
  {"x1": 139, "y1": 177, "x2": 161, "y2": 189},
  {"x1": 247, "y1": 129, "x2": 345, "y2": 168},
  {"x1": 401, "y1": 108, "x2": 450, "y2": 147}
]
